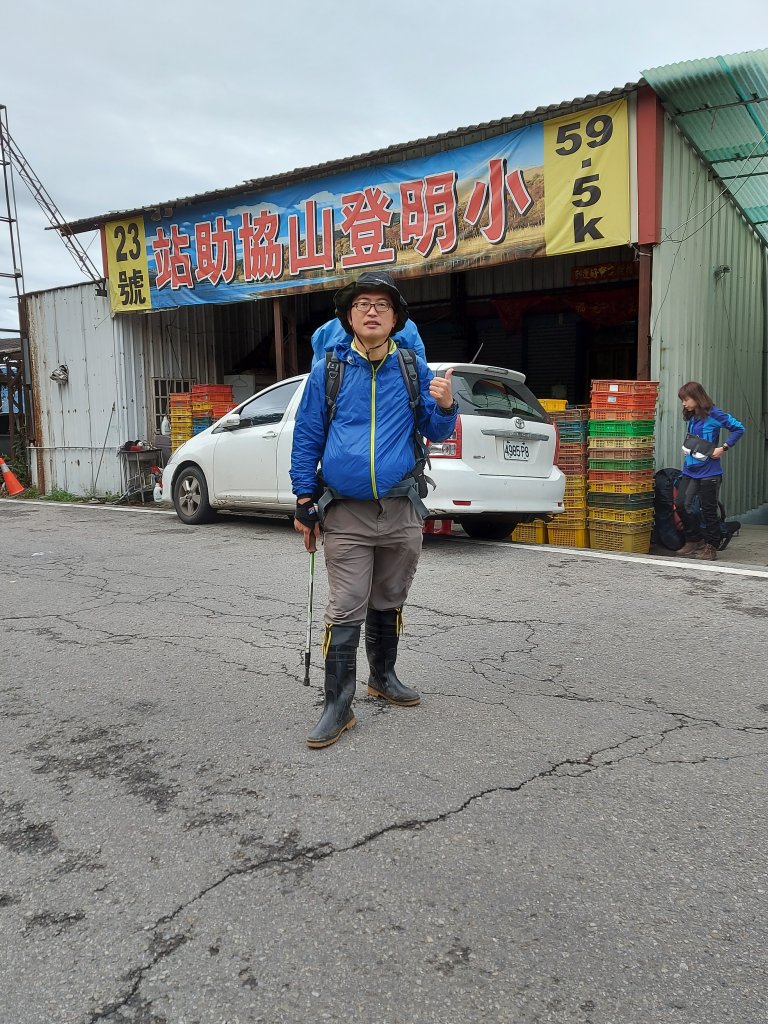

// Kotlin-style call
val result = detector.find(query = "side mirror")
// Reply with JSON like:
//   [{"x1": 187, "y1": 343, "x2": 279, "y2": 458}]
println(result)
[{"x1": 221, "y1": 412, "x2": 242, "y2": 430}]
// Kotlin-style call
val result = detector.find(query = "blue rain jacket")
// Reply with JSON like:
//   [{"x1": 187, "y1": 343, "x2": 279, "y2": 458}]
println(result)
[
  {"x1": 682, "y1": 406, "x2": 745, "y2": 479},
  {"x1": 291, "y1": 338, "x2": 457, "y2": 500}
]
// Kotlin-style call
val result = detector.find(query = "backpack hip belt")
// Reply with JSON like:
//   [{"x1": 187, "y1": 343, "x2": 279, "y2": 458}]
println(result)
[{"x1": 316, "y1": 475, "x2": 430, "y2": 524}]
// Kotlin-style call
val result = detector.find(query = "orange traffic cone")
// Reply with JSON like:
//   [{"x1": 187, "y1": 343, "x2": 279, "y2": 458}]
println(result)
[
  {"x1": 0, "y1": 457, "x2": 26, "y2": 497},
  {"x1": 423, "y1": 518, "x2": 453, "y2": 536}
]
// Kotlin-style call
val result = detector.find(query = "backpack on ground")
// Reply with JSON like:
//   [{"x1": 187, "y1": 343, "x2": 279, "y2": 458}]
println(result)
[
  {"x1": 652, "y1": 468, "x2": 685, "y2": 550},
  {"x1": 324, "y1": 347, "x2": 431, "y2": 498},
  {"x1": 652, "y1": 468, "x2": 741, "y2": 552}
]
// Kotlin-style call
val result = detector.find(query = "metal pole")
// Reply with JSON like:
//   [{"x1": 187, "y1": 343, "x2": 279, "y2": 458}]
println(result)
[{"x1": 303, "y1": 551, "x2": 315, "y2": 685}]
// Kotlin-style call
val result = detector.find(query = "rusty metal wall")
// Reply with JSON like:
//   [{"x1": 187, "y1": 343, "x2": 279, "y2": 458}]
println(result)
[
  {"x1": 26, "y1": 284, "x2": 123, "y2": 495},
  {"x1": 651, "y1": 118, "x2": 768, "y2": 516},
  {"x1": 24, "y1": 286, "x2": 273, "y2": 496}
]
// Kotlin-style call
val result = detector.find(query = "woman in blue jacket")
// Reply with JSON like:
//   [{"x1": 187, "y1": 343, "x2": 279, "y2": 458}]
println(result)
[{"x1": 676, "y1": 381, "x2": 745, "y2": 560}]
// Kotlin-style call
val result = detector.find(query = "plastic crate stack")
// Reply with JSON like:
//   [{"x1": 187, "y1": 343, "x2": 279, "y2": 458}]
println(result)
[
  {"x1": 511, "y1": 519, "x2": 547, "y2": 545},
  {"x1": 550, "y1": 404, "x2": 590, "y2": 548},
  {"x1": 191, "y1": 384, "x2": 234, "y2": 434},
  {"x1": 587, "y1": 380, "x2": 659, "y2": 553},
  {"x1": 169, "y1": 392, "x2": 192, "y2": 452}
]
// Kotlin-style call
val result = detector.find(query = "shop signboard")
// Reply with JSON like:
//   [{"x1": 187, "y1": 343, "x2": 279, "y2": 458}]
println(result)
[
  {"x1": 571, "y1": 261, "x2": 638, "y2": 284},
  {"x1": 104, "y1": 99, "x2": 630, "y2": 314}
]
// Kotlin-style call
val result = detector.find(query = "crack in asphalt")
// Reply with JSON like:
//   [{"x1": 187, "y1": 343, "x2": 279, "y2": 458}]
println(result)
[
  {"x1": 6, "y1": 511, "x2": 767, "y2": 1022},
  {"x1": 84, "y1": 722, "x2": 698, "y2": 1022}
]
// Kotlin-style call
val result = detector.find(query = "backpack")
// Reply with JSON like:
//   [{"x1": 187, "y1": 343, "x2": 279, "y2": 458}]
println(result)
[
  {"x1": 652, "y1": 468, "x2": 685, "y2": 550},
  {"x1": 652, "y1": 468, "x2": 741, "y2": 552},
  {"x1": 324, "y1": 347, "x2": 431, "y2": 498},
  {"x1": 311, "y1": 318, "x2": 426, "y2": 368}
]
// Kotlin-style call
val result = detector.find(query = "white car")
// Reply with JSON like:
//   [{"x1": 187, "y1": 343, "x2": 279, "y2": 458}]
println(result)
[{"x1": 162, "y1": 362, "x2": 565, "y2": 540}]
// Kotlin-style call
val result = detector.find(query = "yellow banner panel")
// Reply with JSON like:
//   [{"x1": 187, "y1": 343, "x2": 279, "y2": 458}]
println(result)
[
  {"x1": 544, "y1": 100, "x2": 630, "y2": 256},
  {"x1": 105, "y1": 217, "x2": 151, "y2": 312}
]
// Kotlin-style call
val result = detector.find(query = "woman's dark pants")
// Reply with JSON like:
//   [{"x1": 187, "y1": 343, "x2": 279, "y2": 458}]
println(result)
[{"x1": 676, "y1": 475, "x2": 721, "y2": 548}]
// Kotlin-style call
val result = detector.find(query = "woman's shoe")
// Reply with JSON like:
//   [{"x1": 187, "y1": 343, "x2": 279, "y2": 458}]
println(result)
[
  {"x1": 695, "y1": 543, "x2": 717, "y2": 560},
  {"x1": 677, "y1": 540, "x2": 704, "y2": 556}
]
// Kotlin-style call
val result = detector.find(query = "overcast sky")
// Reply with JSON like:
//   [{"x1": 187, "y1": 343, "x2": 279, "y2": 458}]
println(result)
[{"x1": 1, "y1": 0, "x2": 767, "y2": 331}]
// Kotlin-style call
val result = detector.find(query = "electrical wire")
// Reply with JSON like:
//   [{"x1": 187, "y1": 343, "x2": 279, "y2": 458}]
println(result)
[
  {"x1": 662, "y1": 126, "x2": 768, "y2": 243},
  {"x1": 650, "y1": 175, "x2": 702, "y2": 340},
  {"x1": 651, "y1": 122, "x2": 768, "y2": 342}
]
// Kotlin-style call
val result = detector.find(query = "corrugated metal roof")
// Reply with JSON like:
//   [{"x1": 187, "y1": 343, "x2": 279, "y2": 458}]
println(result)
[
  {"x1": 61, "y1": 82, "x2": 638, "y2": 235},
  {"x1": 643, "y1": 49, "x2": 768, "y2": 246}
]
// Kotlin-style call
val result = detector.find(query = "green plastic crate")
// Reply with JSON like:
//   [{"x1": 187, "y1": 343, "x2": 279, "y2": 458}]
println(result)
[
  {"x1": 588, "y1": 458, "x2": 655, "y2": 471},
  {"x1": 588, "y1": 420, "x2": 655, "y2": 437}
]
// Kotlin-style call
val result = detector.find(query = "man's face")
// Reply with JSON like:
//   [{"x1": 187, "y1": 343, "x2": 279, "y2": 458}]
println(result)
[{"x1": 347, "y1": 290, "x2": 397, "y2": 347}]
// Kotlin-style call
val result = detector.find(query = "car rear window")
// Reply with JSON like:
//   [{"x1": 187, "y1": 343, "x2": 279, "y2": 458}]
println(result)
[{"x1": 450, "y1": 371, "x2": 548, "y2": 423}]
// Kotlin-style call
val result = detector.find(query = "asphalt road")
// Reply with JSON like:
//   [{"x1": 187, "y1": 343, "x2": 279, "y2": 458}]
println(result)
[{"x1": 1, "y1": 500, "x2": 767, "y2": 1024}]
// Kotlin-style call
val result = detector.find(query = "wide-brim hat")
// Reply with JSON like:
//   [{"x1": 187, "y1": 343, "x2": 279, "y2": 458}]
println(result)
[{"x1": 334, "y1": 271, "x2": 409, "y2": 334}]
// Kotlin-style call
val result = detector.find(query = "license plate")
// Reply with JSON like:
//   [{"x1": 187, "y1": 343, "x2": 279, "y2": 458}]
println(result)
[{"x1": 503, "y1": 440, "x2": 530, "y2": 461}]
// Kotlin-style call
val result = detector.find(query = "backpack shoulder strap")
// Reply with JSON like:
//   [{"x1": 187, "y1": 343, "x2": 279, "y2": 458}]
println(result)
[
  {"x1": 396, "y1": 347, "x2": 420, "y2": 411},
  {"x1": 325, "y1": 350, "x2": 346, "y2": 424}
]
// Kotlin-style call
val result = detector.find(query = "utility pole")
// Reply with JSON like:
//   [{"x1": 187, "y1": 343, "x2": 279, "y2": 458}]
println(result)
[
  {"x1": 1, "y1": 104, "x2": 103, "y2": 286},
  {"x1": 0, "y1": 104, "x2": 105, "y2": 471}
]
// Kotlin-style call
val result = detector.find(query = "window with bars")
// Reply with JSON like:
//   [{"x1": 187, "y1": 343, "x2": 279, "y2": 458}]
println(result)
[{"x1": 152, "y1": 377, "x2": 195, "y2": 434}]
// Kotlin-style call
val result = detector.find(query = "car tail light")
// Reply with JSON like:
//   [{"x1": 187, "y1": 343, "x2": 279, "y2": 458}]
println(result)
[
  {"x1": 426, "y1": 415, "x2": 462, "y2": 458},
  {"x1": 543, "y1": 413, "x2": 560, "y2": 465}
]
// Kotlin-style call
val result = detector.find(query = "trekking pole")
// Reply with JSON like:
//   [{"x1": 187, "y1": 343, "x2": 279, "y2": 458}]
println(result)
[{"x1": 303, "y1": 551, "x2": 315, "y2": 685}]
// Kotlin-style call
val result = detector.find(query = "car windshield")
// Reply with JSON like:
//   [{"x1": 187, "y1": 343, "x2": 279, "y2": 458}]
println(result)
[
  {"x1": 236, "y1": 379, "x2": 302, "y2": 426},
  {"x1": 450, "y1": 371, "x2": 548, "y2": 423}
]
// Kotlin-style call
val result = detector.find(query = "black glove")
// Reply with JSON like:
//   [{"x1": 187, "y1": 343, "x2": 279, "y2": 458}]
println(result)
[{"x1": 294, "y1": 501, "x2": 319, "y2": 529}]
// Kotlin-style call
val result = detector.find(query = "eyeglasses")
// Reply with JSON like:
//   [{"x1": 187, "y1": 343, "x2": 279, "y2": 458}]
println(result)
[{"x1": 351, "y1": 299, "x2": 393, "y2": 314}]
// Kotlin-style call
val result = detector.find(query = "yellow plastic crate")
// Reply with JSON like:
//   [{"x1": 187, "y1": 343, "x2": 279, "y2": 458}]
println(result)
[
  {"x1": 588, "y1": 436, "x2": 655, "y2": 450},
  {"x1": 589, "y1": 481, "x2": 654, "y2": 494},
  {"x1": 588, "y1": 508, "x2": 655, "y2": 525},
  {"x1": 553, "y1": 510, "x2": 588, "y2": 525},
  {"x1": 561, "y1": 503, "x2": 585, "y2": 520},
  {"x1": 564, "y1": 475, "x2": 587, "y2": 495},
  {"x1": 539, "y1": 398, "x2": 568, "y2": 412},
  {"x1": 548, "y1": 525, "x2": 590, "y2": 548},
  {"x1": 589, "y1": 528, "x2": 652, "y2": 553},
  {"x1": 511, "y1": 520, "x2": 548, "y2": 544}
]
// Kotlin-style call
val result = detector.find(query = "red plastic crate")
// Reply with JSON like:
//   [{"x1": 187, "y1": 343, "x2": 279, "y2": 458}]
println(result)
[
  {"x1": 591, "y1": 393, "x2": 658, "y2": 410},
  {"x1": 591, "y1": 380, "x2": 660, "y2": 395},
  {"x1": 590, "y1": 409, "x2": 658, "y2": 421},
  {"x1": 551, "y1": 407, "x2": 590, "y2": 422}
]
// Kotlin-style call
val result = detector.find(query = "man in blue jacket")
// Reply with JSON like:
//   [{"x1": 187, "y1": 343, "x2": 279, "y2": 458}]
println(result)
[{"x1": 291, "y1": 271, "x2": 458, "y2": 748}]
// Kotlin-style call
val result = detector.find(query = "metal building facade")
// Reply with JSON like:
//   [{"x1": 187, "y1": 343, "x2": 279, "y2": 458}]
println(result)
[
  {"x1": 651, "y1": 118, "x2": 767, "y2": 515},
  {"x1": 25, "y1": 286, "x2": 266, "y2": 495}
]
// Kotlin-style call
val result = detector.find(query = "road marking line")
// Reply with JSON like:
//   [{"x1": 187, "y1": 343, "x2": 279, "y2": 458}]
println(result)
[
  {"x1": 1, "y1": 499, "x2": 176, "y2": 516},
  {"x1": 506, "y1": 541, "x2": 768, "y2": 580},
  {"x1": 5, "y1": 501, "x2": 767, "y2": 579}
]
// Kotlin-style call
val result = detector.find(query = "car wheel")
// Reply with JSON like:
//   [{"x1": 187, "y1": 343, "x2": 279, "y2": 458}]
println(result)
[
  {"x1": 460, "y1": 518, "x2": 518, "y2": 541},
  {"x1": 172, "y1": 465, "x2": 218, "y2": 525}
]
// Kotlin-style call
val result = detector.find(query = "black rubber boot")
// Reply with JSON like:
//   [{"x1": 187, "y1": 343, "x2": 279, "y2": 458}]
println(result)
[
  {"x1": 365, "y1": 607, "x2": 420, "y2": 706},
  {"x1": 307, "y1": 623, "x2": 360, "y2": 749}
]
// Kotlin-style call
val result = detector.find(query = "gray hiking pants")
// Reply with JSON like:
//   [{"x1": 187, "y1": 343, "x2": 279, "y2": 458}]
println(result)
[{"x1": 322, "y1": 497, "x2": 424, "y2": 625}]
